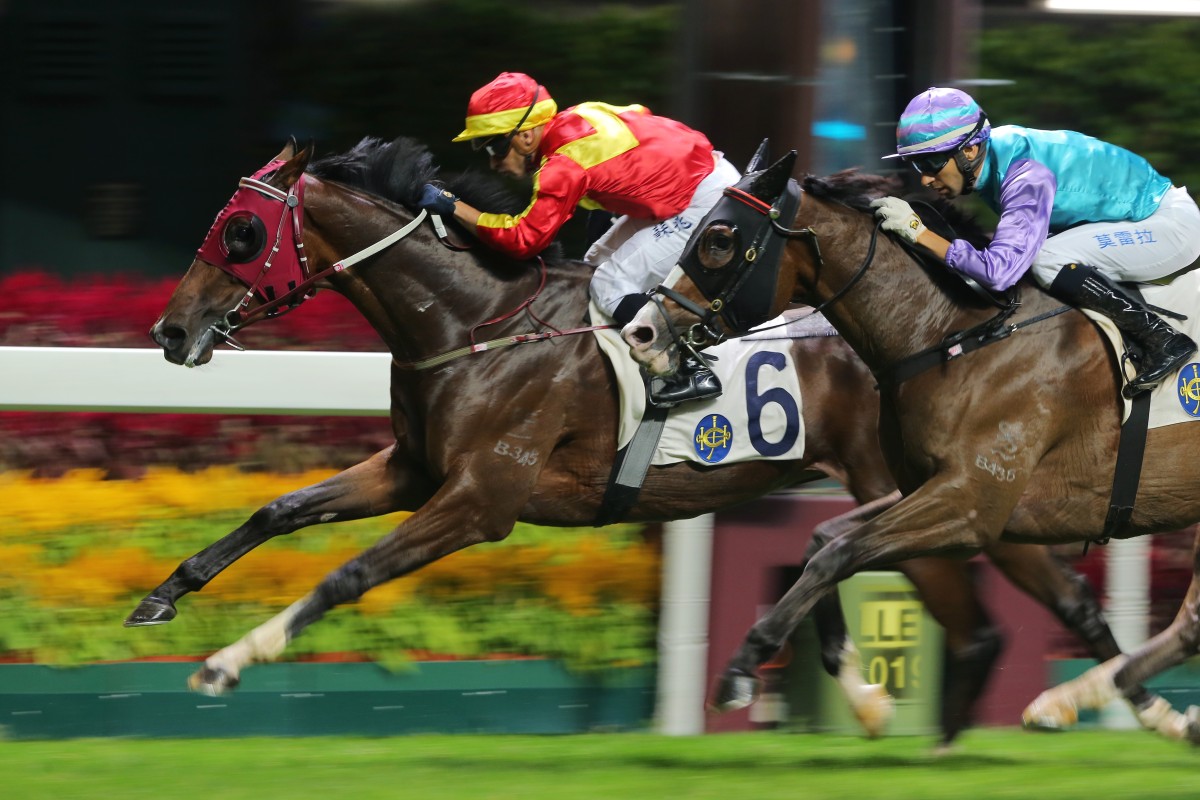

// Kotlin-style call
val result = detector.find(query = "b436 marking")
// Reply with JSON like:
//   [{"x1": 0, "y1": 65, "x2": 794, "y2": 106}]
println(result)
[{"x1": 975, "y1": 453, "x2": 1016, "y2": 482}]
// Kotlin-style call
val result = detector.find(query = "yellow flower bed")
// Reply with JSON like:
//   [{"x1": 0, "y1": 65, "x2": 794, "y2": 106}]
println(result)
[
  {"x1": 0, "y1": 468, "x2": 660, "y2": 666},
  {"x1": 0, "y1": 467, "x2": 352, "y2": 531}
]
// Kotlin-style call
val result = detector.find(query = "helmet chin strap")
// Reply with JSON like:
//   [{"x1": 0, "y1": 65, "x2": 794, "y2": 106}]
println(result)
[{"x1": 953, "y1": 142, "x2": 986, "y2": 195}]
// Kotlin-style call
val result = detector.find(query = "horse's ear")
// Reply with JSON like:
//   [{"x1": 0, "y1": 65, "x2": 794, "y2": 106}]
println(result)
[
  {"x1": 273, "y1": 137, "x2": 299, "y2": 162},
  {"x1": 748, "y1": 150, "x2": 797, "y2": 201},
  {"x1": 272, "y1": 139, "x2": 314, "y2": 190},
  {"x1": 744, "y1": 138, "x2": 770, "y2": 175}
]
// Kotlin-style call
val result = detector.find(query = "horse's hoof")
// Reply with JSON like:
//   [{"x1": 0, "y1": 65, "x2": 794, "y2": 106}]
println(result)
[
  {"x1": 1021, "y1": 692, "x2": 1076, "y2": 731},
  {"x1": 124, "y1": 596, "x2": 177, "y2": 627},
  {"x1": 188, "y1": 664, "x2": 240, "y2": 696},
  {"x1": 708, "y1": 670, "x2": 761, "y2": 713},
  {"x1": 1184, "y1": 706, "x2": 1200, "y2": 745},
  {"x1": 931, "y1": 741, "x2": 958, "y2": 758},
  {"x1": 852, "y1": 684, "x2": 894, "y2": 739}
]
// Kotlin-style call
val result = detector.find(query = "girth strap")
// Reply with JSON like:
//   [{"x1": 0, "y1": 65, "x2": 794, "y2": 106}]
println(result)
[
  {"x1": 1091, "y1": 389, "x2": 1151, "y2": 552},
  {"x1": 593, "y1": 398, "x2": 671, "y2": 526}
]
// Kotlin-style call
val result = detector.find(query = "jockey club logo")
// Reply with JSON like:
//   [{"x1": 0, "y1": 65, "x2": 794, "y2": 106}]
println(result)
[
  {"x1": 694, "y1": 414, "x2": 733, "y2": 463},
  {"x1": 1178, "y1": 363, "x2": 1200, "y2": 417}
]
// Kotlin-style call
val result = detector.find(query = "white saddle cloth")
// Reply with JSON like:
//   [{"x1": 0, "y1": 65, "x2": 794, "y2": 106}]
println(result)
[
  {"x1": 591, "y1": 304, "x2": 825, "y2": 466},
  {"x1": 1081, "y1": 267, "x2": 1200, "y2": 428}
]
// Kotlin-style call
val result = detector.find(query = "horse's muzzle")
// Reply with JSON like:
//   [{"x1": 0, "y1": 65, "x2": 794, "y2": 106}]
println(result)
[{"x1": 150, "y1": 320, "x2": 207, "y2": 366}]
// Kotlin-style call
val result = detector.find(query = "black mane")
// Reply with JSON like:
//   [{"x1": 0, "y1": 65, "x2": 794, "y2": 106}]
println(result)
[
  {"x1": 308, "y1": 136, "x2": 430, "y2": 205},
  {"x1": 801, "y1": 168, "x2": 990, "y2": 249},
  {"x1": 308, "y1": 136, "x2": 524, "y2": 216},
  {"x1": 307, "y1": 137, "x2": 567, "y2": 261}
]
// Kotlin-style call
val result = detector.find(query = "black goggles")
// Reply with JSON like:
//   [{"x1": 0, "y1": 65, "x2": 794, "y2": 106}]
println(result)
[
  {"x1": 479, "y1": 134, "x2": 515, "y2": 160},
  {"x1": 906, "y1": 151, "x2": 953, "y2": 176}
]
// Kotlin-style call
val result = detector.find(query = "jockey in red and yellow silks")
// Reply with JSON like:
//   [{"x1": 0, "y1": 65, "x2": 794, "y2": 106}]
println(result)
[
  {"x1": 421, "y1": 72, "x2": 740, "y2": 408},
  {"x1": 472, "y1": 101, "x2": 717, "y2": 260}
]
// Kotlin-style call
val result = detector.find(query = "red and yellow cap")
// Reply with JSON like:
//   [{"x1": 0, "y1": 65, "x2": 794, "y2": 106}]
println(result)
[{"x1": 453, "y1": 72, "x2": 557, "y2": 143}]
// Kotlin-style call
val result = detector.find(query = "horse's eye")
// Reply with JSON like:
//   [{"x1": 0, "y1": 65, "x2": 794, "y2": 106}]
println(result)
[
  {"x1": 698, "y1": 223, "x2": 738, "y2": 270},
  {"x1": 221, "y1": 213, "x2": 267, "y2": 264}
]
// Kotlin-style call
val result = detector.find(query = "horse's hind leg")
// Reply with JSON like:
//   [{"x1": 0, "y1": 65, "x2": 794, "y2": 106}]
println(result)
[
  {"x1": 1023, "y1": 532, "x2": 1200, "y2": 743},
  {"x1": 125, "y1": 444, "x2": 432, "y2": 626},
  {"x1": 983, "y1": 540, "x2": 1177, "y2": 735},
  {"x1": 711, "y1": 491, "x2": 900, "y2": 738}
]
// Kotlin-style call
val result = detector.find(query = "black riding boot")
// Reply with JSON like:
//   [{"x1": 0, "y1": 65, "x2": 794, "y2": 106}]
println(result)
[
  {"x1": 648, "y1": 356, "x2": 722, "y2": 408},
  {"x1": 1049, "y1": 264, "x2": 1196, "y2": 398}
]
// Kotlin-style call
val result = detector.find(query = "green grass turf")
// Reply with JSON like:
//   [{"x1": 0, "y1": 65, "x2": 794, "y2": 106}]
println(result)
[{"x1": 0, "y1": 729, "x2": 1194, "y2": 800}]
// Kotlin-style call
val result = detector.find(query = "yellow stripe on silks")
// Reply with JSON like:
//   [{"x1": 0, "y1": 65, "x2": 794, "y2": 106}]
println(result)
[
  {"x1": 477, "y1": 173, "x2": 542, "y2": 230},
  {"x1": 556, "y1": 103, "x2": 643, "y2": 168},
  {"x1": 453, "y1": 98, "x2": 558, "y2": 141}
]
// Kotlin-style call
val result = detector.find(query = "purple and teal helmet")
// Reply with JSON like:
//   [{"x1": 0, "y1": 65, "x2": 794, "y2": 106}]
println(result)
[{"x1": 884, "y1": 87, "x2": 990, "y2": 192}]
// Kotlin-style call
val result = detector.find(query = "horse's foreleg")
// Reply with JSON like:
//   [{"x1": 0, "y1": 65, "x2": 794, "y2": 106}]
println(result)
[
  {"x1": 717, "y1": 481, "x2": 995, "y2": 716},
  {"x1": 712, "y1": 491, "x2": 903, "y2": 737},
  {"x1": 1023, "y1": 532, "x2": 1200, "y2": 743},
  {"x1": 125, "y1": 445, "x2": 431, "y2": 627},
  {"x1": 893, "y1": 556, "x2": 1003, "y2": 748},
  {"x1": 187, "y1": 475, "x2": 527, "y2": 695}
]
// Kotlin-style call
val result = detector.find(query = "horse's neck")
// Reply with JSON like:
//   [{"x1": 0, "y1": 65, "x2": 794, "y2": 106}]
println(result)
[
  {"x1": 312, "y1": 191, "x2": 591, "y2": 364},
  {"x1": 804, "y1": 205, "x2": 993, "y2": 372}
]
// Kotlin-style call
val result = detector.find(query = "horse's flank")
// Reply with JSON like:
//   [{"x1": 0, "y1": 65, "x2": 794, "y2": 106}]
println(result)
[{"x1": 624, "y1": 159, "x2": 1200, "y2": 738}]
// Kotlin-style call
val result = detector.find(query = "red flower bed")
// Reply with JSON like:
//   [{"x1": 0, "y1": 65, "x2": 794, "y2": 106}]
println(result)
[
  {"x1": 0, "y1": 270, "x2": 383, "y2": 351},
  {"x1": 1, "y1": 270, "x2": 394, "y2": 476}
]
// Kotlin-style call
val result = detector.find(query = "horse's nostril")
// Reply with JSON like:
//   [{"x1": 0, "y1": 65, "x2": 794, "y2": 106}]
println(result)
[
  {"x1": 153, "y1": 324, "x2": 187, "y2": 349},
  {"x1": 628, "y1": 325, "x2": 654, "y2": 346}
]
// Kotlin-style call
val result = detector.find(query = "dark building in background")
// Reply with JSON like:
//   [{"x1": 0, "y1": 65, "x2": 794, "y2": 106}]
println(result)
[
  {"x1": 0, "y1": 0, "x2": 981, "y2": 277},
  {"x1": 0, "y1": 0, "x2": 290, "y2": 276},
  {"x1": 677, "y1": 0, "x2": 980, "y2": 176}
]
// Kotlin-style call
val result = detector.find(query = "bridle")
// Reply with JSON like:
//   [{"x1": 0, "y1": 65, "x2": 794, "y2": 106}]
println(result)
[
  {"x1": 189, "y1": 159, "x2": 610, "y2": 370},
  {"x1": 652, "y1": 184, "x2": 877, "y2": 354},
  {"x1": 652, "y1": 184, "x2": 1046, "y2": 388},
  {"x1": 191, "y1": 163, "x2": 452, "y2": 364}
]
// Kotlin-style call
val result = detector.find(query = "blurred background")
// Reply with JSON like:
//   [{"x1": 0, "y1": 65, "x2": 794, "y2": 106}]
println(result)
[{"x1": 1, "y1": 0, "x2": 1199, "y2": 741}]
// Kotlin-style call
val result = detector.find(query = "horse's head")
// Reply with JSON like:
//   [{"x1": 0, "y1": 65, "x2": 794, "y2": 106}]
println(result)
[
  {"x1": 622, "y1": 152, "x2": 806, "y2": 376},
  {"x1": 151, "y1": 139, "x2": 314, "y2": 366}
]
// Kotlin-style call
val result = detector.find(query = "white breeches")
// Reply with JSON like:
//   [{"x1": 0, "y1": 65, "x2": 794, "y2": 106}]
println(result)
[
  {"x1": 587, "y1": 155, "x2": 742, "y2": 319},
  {"x1": 1031, "y1": 186, "x2": 1200, "y2": 287}
]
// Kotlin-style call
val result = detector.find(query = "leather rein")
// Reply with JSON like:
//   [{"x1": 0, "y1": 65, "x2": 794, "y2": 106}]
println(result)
[
  {"x1": 650, "y1": 184, "x2": 864, "y2": 359},
  {"x1": 208, "y1": 173, "x2": 609, "y2": 371},
  {"x1": 655, "y1": 185, "x2": 1067, "y2": 386}
]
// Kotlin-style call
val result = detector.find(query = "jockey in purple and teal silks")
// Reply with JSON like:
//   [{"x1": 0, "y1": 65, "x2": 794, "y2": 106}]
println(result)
[{"x1": 871, "y1": 86, "x2": 1200, "y2": 398}]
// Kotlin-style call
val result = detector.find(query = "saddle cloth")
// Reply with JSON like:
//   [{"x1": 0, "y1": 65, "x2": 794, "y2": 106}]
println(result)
[
  {"x1": 1082, "y1": 267, "x2": 1200, "y2": 428},
  {"x1": 591, "y1": 303, "x2": 825, "y2": 466}
]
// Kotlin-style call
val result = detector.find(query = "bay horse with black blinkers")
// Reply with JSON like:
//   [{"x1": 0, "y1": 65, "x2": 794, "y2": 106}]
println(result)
[
  {"x1": 136, "y1": 136, "x2": 1153, "y2": 745},
  {"x1": 623, "y1": 151, "x2": 1200, "y2": 742}
]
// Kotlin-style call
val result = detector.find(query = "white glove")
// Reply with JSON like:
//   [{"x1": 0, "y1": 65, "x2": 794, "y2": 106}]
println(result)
[{"x1": 870, "y1": 197, "x2": 927, "y2": 244}]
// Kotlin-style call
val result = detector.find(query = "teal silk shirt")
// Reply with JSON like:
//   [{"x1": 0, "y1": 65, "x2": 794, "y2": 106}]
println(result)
[{"x1": 945, "y1": 125, "x2": 1173, "y2": 290}]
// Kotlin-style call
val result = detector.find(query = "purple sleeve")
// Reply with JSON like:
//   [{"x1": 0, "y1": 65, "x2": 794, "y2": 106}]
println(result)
[{"x1": 945, "y1": 159, "x2": 1056, "y2": 291}]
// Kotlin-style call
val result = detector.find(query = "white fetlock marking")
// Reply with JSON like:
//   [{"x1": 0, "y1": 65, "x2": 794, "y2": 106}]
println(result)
[
  {"x1": 1023, "y1": 687, "x2": 1077, "y2": 729},
  {"x1": 1023, "y1": 655, "x2": 1127, "y2": 728},
  {"x1": 836, "y1": 641, "x2": 893, "y2": 738},
  {"x1": 1135, "y1": 697, "x2": 1188, "y2": 741},
  {"x1": 1072, "y1": 656, "x2": 1126, "y2": 710},
  {"x1": 205, "y1": 594, "x2": 312, "y2": 680}
]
